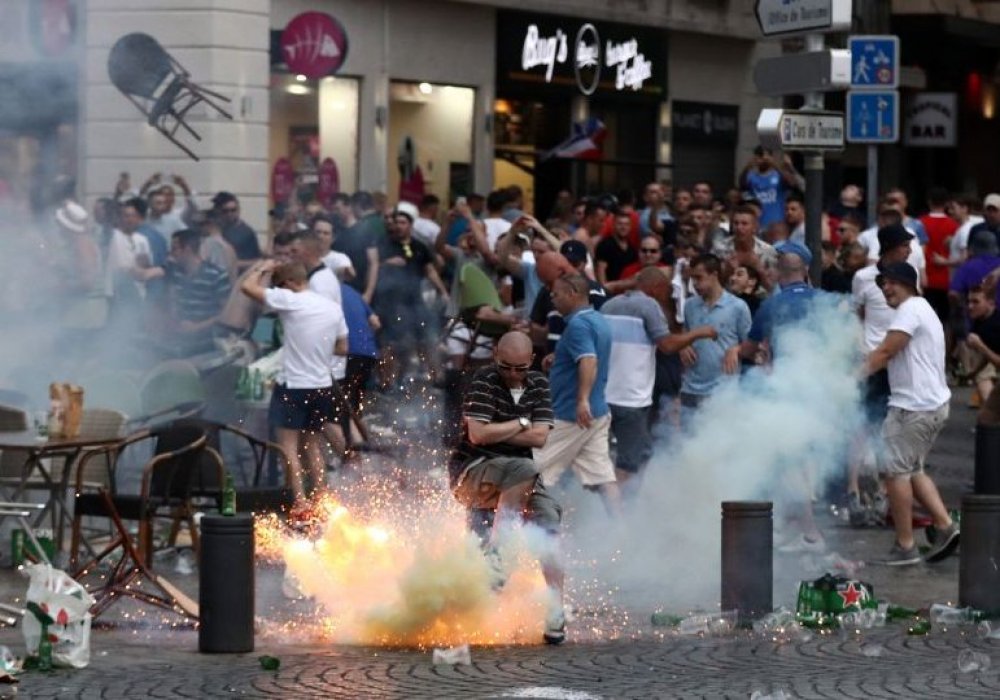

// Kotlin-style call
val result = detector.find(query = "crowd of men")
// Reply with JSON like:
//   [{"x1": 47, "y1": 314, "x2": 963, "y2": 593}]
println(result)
[{"x1": 42, "y1": 149, "x2": 1000, "y2": 643}]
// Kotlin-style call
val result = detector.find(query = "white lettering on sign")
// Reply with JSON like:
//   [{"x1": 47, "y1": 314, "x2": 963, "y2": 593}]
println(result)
[
  {"x1": 604, "y1": 38, "x2": 651, "y2": 91},
  {"x1": 522, "y1": 24, "x2": 568, "y2": 82}
]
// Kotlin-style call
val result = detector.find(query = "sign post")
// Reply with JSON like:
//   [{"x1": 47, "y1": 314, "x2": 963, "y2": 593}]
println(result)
[{"x1": 846, "y1": 34, "x2": 900, "y2": 223}]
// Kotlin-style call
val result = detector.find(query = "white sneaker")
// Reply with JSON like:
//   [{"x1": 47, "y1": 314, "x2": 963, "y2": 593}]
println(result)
[{"x1": 775, "y1": 534, "x2": 826, "y2": 554}]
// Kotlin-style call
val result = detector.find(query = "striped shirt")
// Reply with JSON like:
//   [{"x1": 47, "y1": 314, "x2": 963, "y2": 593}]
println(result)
[
  {"x1": 449, "y1": 365, "x2": 554, "y2": 487},
  {"x1": 174, "y1": 261, "x2": 231, "y2": 323}
]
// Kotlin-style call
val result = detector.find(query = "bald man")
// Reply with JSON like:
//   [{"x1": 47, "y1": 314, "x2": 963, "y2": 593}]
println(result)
[{"x1": 448, "y1": 330, "x2": 567, "y2": 645}]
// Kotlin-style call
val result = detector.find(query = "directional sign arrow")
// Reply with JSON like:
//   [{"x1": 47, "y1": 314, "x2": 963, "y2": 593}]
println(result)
[
  {"x1": 753, "y1": 49, "x2": 851, "y2": 96},
  {"x1": 754, "y1": 0, "x2": 852, "y2": 38}
]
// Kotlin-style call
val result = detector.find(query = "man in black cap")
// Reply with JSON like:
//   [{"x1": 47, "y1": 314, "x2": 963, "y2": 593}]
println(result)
[
  {"x1": 212, "y1": 191, "x2": 261, "y2": 270},
  {"x1": 864, "y1": 261, "x2": 959, "y2": 565}
]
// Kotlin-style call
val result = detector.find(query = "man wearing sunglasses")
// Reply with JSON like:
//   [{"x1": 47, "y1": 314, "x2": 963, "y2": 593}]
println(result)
[
  {"x1": 211, "y1": 191, "x2": 261, "y2": 271},
  {"x1": 448, "y1": 331, "x2": 566, "y2": 644}
]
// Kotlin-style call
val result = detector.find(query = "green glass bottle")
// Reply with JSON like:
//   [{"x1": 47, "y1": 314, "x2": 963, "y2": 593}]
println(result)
[
  {"x1": 252, "y1": 370, "x2": 264, "y2": 401},
  {"x1": 221, "y1": 474, "x2": 237, "y2": 516},
  {"x1": 37, "y1": 623, "x2": 52, "y2": 671},
  {"x1": 235, "y1": 368, "x2": 250, "y2": 400}
]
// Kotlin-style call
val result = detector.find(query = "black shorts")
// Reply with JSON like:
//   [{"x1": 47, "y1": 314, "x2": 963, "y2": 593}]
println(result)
[{"x1": 268, "y1": 384, "x2": 337, "y2": 431}]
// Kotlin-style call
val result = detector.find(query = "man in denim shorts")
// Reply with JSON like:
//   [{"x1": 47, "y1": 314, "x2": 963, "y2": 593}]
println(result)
[{"x1": 864, "y1": 261, "x2": 959, "y2": 566}]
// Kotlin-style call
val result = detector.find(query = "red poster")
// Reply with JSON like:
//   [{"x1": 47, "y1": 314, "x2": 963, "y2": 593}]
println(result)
[
  {"x1": 317, "y1": 158, "x2": 340, "y2": 207},
  {"x1": 271, "y1": 157, "x2": 295, "y2": 204},
  {"x1": 280, "y1": 12, "x2": 348, "y2": 79}
]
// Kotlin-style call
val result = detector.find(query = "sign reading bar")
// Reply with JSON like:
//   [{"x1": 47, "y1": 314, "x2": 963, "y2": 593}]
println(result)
[
  {"x1": 754, "y1": 0, "x2": 851, "y2": 38},
  {"x1": 903, "y1": 92, "x2": 957, "y2": 147},
  {"x1": 496, "y1": 10, "x2": 667, "y2": 100},
  {"x1": 757, "y1": 109, "x2": 845, "y2": 151}
]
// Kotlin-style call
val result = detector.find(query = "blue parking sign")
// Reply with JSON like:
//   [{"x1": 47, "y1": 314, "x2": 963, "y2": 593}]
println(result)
[
  {"x1": 849, "y1": 35, "x2": 899, "y2": 89},
  {"x1": 847, "y1": 91, "x2": 899, "y2": 143}
]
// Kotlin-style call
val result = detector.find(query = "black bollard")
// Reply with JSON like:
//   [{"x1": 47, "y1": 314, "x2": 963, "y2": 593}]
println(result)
[
  {"x1": 199, "y1": 514, "x2": 255, "y2": 653},
  {"x1": 721, "y1": 501, "x2": 773, "y2": 623},
  {"x1": 959, "y1": 495, "x2": 1000, "y2": 613},
  {"x1": 974, "y1": 424, "x2": 1000, "y2": 494}
]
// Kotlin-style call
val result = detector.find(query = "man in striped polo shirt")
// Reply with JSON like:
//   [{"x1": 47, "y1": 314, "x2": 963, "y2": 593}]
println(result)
[
  {"x1": 449, "y1": 331, "x2": 566, "y2": 644},
  {"x1": 168, "y1": 228, "x2": 232, "y2": 355}
]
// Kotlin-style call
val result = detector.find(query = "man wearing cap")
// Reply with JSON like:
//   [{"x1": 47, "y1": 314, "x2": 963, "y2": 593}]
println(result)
[
  {"x1": 859, "y1": 205, "x2": 927, "y2": 287},
  {"x1": 972, "y1": 194, "x2": 1000, "y2": 273},
  {"x1": 740, "y1": 241, "x2": 827, "y2": 553},
  {"x1": 864, "y1": 261, "x2": 959, "y2": 565},
  {"x1": 212, "y1": 192, "x2": 261, "y2": 270},
  {"x1": 375, "y1": 206, "x2": 449, "y2": 389}
]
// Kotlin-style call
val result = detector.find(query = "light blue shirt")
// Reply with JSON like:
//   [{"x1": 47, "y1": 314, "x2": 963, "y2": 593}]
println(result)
[
  {"x1": 549, "y1": 307, "x2": 612, "y2": 421},
  {"x1": 638, "y1": 207, "x2": 674, "y2": 237},
  {"x1": 682, "y1": 290, "x2": 751, "y2": 396}
]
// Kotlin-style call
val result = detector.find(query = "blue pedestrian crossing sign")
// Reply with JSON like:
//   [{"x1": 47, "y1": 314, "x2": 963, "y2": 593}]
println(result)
[
  {"x1": 849, "y1": 35, "x2": 899, "y2": 89},
  {"x1": 847, "y1": 91, "x2": 899, "y2": 143}
]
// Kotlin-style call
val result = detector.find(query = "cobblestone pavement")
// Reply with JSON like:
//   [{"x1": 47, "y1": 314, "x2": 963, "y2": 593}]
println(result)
[{"x1": 0, "y1": 389, "x2": 988, "y2": 698}]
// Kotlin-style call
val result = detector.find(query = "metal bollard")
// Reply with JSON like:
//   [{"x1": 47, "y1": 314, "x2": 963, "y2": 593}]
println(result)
[
  {"x1": 974, "y1": 425, "x2": 1000, "y2": 495},
  {"x1": 721, "y1": 501, "x2": 773, "y2": 624},
  {"x1": 959, "y1": 495, "x2": 1000, "y2": 613},
  {"x1": 199, "y1": 514, "x2": 254, "y2": 653}
]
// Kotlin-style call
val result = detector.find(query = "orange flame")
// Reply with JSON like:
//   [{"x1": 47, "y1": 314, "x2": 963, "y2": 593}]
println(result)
[{"x1": 256, "y1": 493, "x2": 549, "y2": 646}]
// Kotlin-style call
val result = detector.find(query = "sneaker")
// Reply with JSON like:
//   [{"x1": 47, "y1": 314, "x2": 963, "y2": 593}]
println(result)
[
  {"x1": 543, "y1": 606, "x2": 566, "y2": 645},
  {"x1": 924, "y1": 523, "x2": 960, "y2": 563},
  {"x1": 776, "y1": 534, "x2": 826, "y2": 554},
  {"x1": 880, "y1": 542, "x2": 921, "y2": 566}
]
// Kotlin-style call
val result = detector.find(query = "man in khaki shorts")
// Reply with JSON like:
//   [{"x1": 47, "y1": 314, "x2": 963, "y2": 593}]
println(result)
[
  {"x1": 864, "y1": 262, "x2": 959, "y2": 566},
  {"x1": 535, "y1": 274, "x2": 622, "y2": 516}
]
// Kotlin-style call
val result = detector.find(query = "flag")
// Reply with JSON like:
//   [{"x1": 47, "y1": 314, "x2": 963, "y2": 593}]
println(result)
[{"x1": 541, "y1": 117, "x2": 607, "y2": 161}]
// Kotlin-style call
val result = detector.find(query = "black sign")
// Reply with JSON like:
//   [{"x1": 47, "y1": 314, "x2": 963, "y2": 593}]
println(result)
[
  {"x1": 671, "y1": 101, "x2": 739, "y2": 145},
  {"x1": 496, "y1": 10, "x2": 667, "y2": 101}
]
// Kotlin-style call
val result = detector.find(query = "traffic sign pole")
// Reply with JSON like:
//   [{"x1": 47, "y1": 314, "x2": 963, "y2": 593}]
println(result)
[
  {"x1": 803, "y1": 33, "x2": 825, "y2": 285},
  {"x1": 867, "y1": 145, "x2": 878, "y2": 226}
]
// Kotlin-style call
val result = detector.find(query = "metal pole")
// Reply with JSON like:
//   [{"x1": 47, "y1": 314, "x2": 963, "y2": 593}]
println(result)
[
  {"x1": 802, "y1": 34, "x2": 825, "y2": 285},
  {"x1": 866, "y1": 144, "x2": 878, "y2": 226},
  {"x1": 959, "y1": 494, "x2": 1000, "y2": 612},
  {"x1": 721, "y1": 501, "x2": 773, "y2": 624}
]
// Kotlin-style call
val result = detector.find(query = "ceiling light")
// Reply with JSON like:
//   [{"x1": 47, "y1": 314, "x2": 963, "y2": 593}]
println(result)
[
  {"x1": 286, "y1": 84, "x2": 311, "y2": 95},
  {"x1": 295, "y1": 74, "x2": 307, "y2": 82},
  {"x1": 418, "y1": 82, "x2": 433, "y2": 95}
]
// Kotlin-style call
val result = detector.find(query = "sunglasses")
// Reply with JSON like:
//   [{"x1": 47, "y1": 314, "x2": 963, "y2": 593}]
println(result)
[
  {"x1": 497, "y1": 361, "x2": 530, "y2": 373},
  {"x1": 640, "y1": 248, "x2": 661, "y2": 254}
]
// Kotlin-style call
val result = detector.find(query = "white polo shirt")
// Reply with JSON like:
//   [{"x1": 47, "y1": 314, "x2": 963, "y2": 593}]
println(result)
[{"x1": 264, "y1": 288, "x2": 347, "y2": 389}]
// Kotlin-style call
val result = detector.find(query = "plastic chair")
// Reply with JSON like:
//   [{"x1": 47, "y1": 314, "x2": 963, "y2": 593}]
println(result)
[
  {"x1": 107, "y1": 33, "x2": 232, "y2": 160},
  {"x1": 441, "y1": 263, "x2": 509, "y2": 362},
  {"x1": 69, "y1": 423, "x2": 223, "y2": 571}
]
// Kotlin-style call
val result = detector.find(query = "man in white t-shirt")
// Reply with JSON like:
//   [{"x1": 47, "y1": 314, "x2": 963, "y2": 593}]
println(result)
[
  {"x1": 858, "y1": 207, "x2": 926, "y2": 287},
  {"x1": 864, "y1": 261, "x2": 959, "y2": 566},
  {"x1": 310, "y1": 214, "x2": 356, "y2": 282},
  {"x1": 412, "y1": 194, "x2": 442, "y2": 248},
  {"x1": 483, "y1": 190, "x2": 512, "y2": 251},
  {"x1": 241, "y1": 261, "x2": 348, "y2": 509}
]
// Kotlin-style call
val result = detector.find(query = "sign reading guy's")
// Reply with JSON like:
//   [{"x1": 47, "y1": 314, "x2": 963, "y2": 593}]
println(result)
[{"x1": 499, "y1": 10, "x2": 666, "y2": 100}]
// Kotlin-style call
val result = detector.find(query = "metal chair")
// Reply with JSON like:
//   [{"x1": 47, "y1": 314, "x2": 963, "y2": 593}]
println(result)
[
  {"x1": 69, "y1": 423, "x2": 224, "y2": 572},
  {"x1": 107, "y1": 32, "x2": 232, "y2": 160}
]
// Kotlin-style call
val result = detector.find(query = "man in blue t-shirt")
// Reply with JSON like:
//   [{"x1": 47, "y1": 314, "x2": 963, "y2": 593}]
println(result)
[
  {"x1": 739, "y1": 146, "x2": 804, "y2": 227},
  {"x1": 740, "y1": 240, "x2": 827, "y2": 554},
  {"x1": 534, "y1": 273, "x2": 622, "y2": 516}
]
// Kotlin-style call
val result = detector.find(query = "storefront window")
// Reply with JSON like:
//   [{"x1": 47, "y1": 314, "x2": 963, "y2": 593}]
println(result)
[
  {"x1": 388, "y1": 81, "x2": 474, "y2": 205},
  {"x1": 269, "y1": 73, "x2": 359, "y2": 205}
]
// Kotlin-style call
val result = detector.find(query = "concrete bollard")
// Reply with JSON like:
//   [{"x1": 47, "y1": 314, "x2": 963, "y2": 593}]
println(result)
[
  {"x1": 199, "y1": 514, "x2": 255, "y2": 653},
  {"x1": 721, "y1": 501, "x2": 773, "y2": 623},
  {"x1": 959, "y1": 494, "x2": 1000, "y2": 613},
  {"x1": 974, "y1": 424, "x2": 1000, "y2": 495}
]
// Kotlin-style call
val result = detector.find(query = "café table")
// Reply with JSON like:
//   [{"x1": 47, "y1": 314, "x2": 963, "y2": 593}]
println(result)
[{"x1": 0, "y1": 431, "x2": 125, "y2": 555}]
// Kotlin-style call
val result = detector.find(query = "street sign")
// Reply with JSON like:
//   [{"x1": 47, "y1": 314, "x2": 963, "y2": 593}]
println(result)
[
  {"x1": 754, "y1": 0, "x2": 852, "y2": 37},
  {"x1": 847, "y1": 91, "x2": 899, "y2": 143},
  {"x1": 848, "y1": 35, "x2": 899, "y2": 89},
  {"x1": 753, "y1": 49, "x2": 850, "y2": 96},
  {"x1": 757, "y1": 108, "x2": 845, "y2": 151}
]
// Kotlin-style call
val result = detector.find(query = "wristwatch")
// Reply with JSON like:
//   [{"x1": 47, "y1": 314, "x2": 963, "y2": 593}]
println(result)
[{"x1": 518, "y1": 416, "x2": 530, "y2": 430}]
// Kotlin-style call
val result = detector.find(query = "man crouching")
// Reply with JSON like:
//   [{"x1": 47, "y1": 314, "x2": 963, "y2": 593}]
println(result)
[{"x1": 448, "y1": 331, "x2": 566, "y2": 644}]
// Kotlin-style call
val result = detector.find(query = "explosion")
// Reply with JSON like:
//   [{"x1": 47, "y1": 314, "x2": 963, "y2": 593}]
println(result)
[{"x1": 256, "y1": 493, "x2": 552, "y2": 647}]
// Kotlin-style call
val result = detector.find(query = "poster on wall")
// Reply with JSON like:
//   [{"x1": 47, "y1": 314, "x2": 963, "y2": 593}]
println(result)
[
  {"x1": 317, "y1": 157, "x2": 340, "y2": 207},
  {"x1": 289, "y1": 126, "x2": 320, "y2": 176},
  {"x1": 271, "y1": 157, "x2": 294, "y2": 204}
]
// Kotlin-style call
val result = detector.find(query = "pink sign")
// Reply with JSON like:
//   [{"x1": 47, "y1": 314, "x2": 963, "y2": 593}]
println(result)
[
  {"x1": 317, "y1": 158, "x2": 340, "y2": 207},
  {"x1": 280, "y1": 12, "x2": 348, "y2": 79},
  {"x1": 271, "y1": 157, "x2": 295, "y2": 204}
]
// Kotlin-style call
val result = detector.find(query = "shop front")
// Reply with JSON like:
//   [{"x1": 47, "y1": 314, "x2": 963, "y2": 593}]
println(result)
[
  {"x1": 494, "y1": 10, "x2": 668, "y2": 215},
  {"x1": 269, "y1": 0, "x2": 494, "y2": 213},
  {"x1": 670, "y1": 100, "x2": 739, "y2": 196}
]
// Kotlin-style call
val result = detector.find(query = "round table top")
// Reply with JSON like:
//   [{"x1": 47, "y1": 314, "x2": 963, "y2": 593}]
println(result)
[{"x1": 0, "y1": 431, "x2": 123, "y2": 451}]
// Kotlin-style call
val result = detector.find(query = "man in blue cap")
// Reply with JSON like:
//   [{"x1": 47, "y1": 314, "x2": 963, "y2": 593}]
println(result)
[{"x1": 739, "y1": 240, "x2": 827, "y2": 553}]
